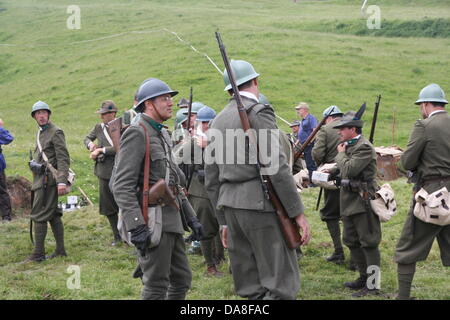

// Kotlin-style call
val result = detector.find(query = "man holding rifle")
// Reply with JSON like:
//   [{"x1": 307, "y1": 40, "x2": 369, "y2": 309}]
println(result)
[
  {"x1": 205, "y1": 57, "x2": 311, "y2": 300},
  {"x1": 112, "y1": 78, "x2": 203, "y2": 300},
  {"x1": 312, "y1": 106, "x2": 345, "y2": 265}
]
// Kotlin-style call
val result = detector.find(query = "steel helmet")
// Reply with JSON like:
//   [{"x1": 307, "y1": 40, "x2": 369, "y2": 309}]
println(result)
[
  {"x1": 135, "y1": 78, "x2": 178, "y2": 113},
  {"x1": 415, "y1": 83, "x2": 448, "y2": 105},
  {"x1": 196, "y1": 106, "x2": 216, "y2": 122},
  {"x1": 175, "y1": 109, "x2": 188, "y2": 125},
  {"x1": 182, "y1": 102, "x2": 205, "y2": 115},
  {"x1": 223, "y1": 60, "x2": 260, "y2": 91},
  {"x1": 323, "y1": 105, "x2": 343, "y2": 118},
  {"x1": 31, "y1": 101, "x2": 51, "y2": 118}
]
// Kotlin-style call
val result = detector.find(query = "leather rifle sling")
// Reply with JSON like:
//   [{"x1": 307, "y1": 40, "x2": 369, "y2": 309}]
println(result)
[{"x1": 139, "y1": 123, "x2": 150, "y2": 225}]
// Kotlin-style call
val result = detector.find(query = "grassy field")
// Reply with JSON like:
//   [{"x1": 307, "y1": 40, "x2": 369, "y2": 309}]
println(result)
[{"x1": 0, "y1": 0, "x2": 449, "y2": 300}]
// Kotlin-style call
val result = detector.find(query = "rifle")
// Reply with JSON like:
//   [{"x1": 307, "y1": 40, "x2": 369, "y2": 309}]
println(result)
[
  {"x1": 216, "y1": 31, "x2": 302, "y2": 249},
  {"x1": 293, "y1": 110, "x2": 331, "y2": 163},
  {"x1": 186, "y1": 87, "x2": 193, "y2": 135},
  {"x1": 107, "y1": 117, "x2": 124, "y2": 153},
  {"x1": 315, "y1": 187, "x2": 323, "y2": 211},
  {"x1": 369, "y1": 95, "x2": 381, "y2": 144}
]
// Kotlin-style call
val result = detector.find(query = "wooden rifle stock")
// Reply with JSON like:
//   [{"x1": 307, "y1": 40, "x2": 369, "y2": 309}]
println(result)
[{"x1": 216, "y1": 31, "x2": 301, "y2": 249}]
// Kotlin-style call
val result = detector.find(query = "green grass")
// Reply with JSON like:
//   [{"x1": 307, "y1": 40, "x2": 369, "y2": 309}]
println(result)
[
  {"x1": 0, "y1": 0, "x2": 449, "y2": 299},
  {"x1": 1, "y1": 179, "x2": 449, "y2": 300}
]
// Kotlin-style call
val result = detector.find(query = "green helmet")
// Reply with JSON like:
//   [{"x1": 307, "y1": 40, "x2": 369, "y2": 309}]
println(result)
[
  {"x1": 415, "y1": 83, "x2": 448, "y2": 105},
  {"x1": 31, "y1": 101, "x2": 51, "y2": 117},
  {"x1": 323, "y1": 105, "x2": 343, "y2": 118},
  {"x1": 223, "y1": 60, "x2": 260, "y2": 91},
  {"x1": 175, "y1": 109, "x2": 188, "y2": 126},
  {"x1": 182, "y1": 102, "x2": 204, "y2": 115}
]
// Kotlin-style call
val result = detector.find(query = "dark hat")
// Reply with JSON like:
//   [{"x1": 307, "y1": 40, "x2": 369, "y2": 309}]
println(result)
[
  {"x1": 96, "y1": 100, "x2": 118, "y2": 114},
  {"x1": 290, "y1": 120, "x2": 301, "y2": 127},
  {"x1": 332, "y1": 103, "x2": 366, "y2": 129},
  {"x1": 177, "y1": 97, "x2": 190, "y2": 108}
]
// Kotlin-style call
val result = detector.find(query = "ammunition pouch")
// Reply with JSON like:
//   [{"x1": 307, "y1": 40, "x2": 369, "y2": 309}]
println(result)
[{"x1": 96, "y1": 153, "x2": 106, "y2": 163}]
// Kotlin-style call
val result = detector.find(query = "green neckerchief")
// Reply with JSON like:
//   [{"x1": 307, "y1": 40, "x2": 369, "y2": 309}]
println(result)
[
  {"x1": 142, "y1": 114, "x2": 164, "y2": 132},
  {"x1": 39, "y1": 124, "x2": 50, "y2": 131},
  {"x1": 346, "y1": 135, "x2": 360, "y2": 146}
]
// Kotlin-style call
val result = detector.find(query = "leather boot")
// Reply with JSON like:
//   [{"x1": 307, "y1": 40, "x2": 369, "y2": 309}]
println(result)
[
  {"x1": 326, "y1": 249, "x2": 345, "y2": 264},
  {"x1": 344, "y1": 275, "x2": 367, "y2": 290},
  {"x1": 26, "y1": 221, "x2": 47, "y2": 262},
  {"x1": 206, "y1": 265, "x2": 224, "y2": 278},
  {"x1": 47, "y1": 216, "x2": 66, "y2": 259}
]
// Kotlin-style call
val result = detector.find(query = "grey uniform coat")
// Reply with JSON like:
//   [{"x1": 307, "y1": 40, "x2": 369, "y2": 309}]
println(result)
[
  {"x1": 312, "y1": 120, "x2": 342, "y2": 221},
  {"x1": 112, "y1": 113, "x2": 191, "y2": 300},
  {"x1": 205, "y1": 94, "x2": 304, "y2": 300},
  {"x1": 30, "y1": 123, "x2": 70, "y2": 222},
  {"x1": 395, "y1": 111, "x2": 450, "y2": 266}
]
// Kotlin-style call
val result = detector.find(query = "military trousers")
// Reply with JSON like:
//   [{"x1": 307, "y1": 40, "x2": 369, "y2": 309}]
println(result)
[
  {"x1": 224, "y1": 208, "x2": 300, "y2": 300},
  {"x1": 0, "y1": 171, "x2": 12, "y2": 218},
  {"x1": 320, "y1": 188, "x2": 341, "y2": 221},
  {"x1": 139, "y1": 232, "x2": 192, "y2": 300},
  {"x1": 342, "y1": 211, "x2": 381, "y2": 249},
  {"x1": 395, "y1": 206, "x2": 450, "y2": 266},
  {"x1": 189, "y1": 195, "x2": 219, "y2": 240},
  {"x1": 30, "y1": 184, "x2": 61, "y2": 223},
  {"x1": 98, "y1": 178, "x2": 118, "y2": 216}
]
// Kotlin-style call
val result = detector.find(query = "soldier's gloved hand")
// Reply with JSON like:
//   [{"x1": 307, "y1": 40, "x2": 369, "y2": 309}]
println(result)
[
  {"x1": 187, "y1": 217, "x2": 204, "y2": 241},
  {"x1": 130, "y1": 224, "x2": 151, "y2": 256}
]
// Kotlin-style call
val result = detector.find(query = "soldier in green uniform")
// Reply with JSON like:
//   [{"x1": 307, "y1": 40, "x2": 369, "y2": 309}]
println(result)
[
  {"x1": 205, "y1": 60, "x2": 311, "y2": 300},
  {"x1": 312, "y1": 106, "x2": 345, "y2": 264},
  {"x1": 112, "y1": 78, "x2": 203, "y2": 300},
  {"x1": 288, "y1": 120, "x2": 300, "y2": 145},
  {"x1": 27, "y1": 101, "x2": 70, "y2": 262},
  {"x1": 394, "y1": 83, "x2": 450, "y2": 300},
  {"x1": 181, "y1": 105, "x2": 225, "y2": 277},
  {"x1": 333, "y1": 105, "x2": 381, "y2": 297},
  {"x1": 122, "y1": 90, "x2": 138, "y2": 126},
  {"x1": 84, "y1": 100, "x2": 120, "y2": 245}
]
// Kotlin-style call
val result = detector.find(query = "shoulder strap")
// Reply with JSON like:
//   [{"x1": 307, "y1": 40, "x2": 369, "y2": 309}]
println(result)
[
  {"x1": 37, "y1": 130, "x2": 58, "y2": 179},
  {"x1": 102, "y1": 123, "x2": 114, "y2": 147},
  {"x1": 139, "y1": 123, "x2": 150, "y2": 225}
]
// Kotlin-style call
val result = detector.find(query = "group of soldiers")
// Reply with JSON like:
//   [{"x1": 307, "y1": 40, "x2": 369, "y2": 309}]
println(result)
[{"x1": 11, "y1": 56, "x2": 449, "y2": 300}]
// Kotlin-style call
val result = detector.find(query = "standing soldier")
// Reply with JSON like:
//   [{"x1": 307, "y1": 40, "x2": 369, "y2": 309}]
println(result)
[
  {"x1": 27, "y1": 101, "x2": 70, "y2": 261},
  {"x1": 112, "y1": 78, "x2": 203, "y2": 300},
  {"x1": 0, "y1": 118, "x2": 14, "y2": 222},
  {"x1": 394, "y1": 83, "x2": 450, "y2": 300},
  {"x1": 333, "y1": 105, "x2": 381, "y2": 297},
  {"x1": 84, "y1": 100, "x2": 121, "y2": 246},
  {"x1": 122, "y1": 90, "x2": 139, "y2": 126},
  {"x1": 312, "y1": 106, "x2": 345, "y2": 264},
  {"x1": 183, "y1": 105, "x2": 225, "y2": 277},
  {"x1": 205, "y1": 60, "x2": 311, "y2": 300}
]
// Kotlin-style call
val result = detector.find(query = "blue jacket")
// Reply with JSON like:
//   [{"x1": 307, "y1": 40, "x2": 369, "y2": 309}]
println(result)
[
  {"x1": 297, "y1": 113, "x2": 318, "y2": 143},
  {"x1": 0, "y1": 127, "x2": 14, "y2": 172}
]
